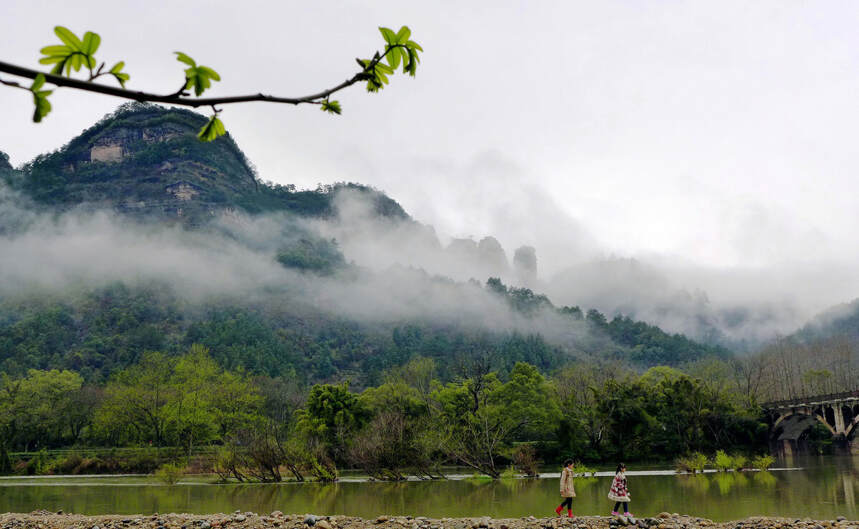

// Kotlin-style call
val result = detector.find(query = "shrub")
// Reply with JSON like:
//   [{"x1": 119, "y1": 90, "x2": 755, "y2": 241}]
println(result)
[
  {"x1": 573, "y1": 462, "x2": 597, "y2": 477},
  {"x1": 512, "y1": 445, "x2": 540, "y2": 478},
  {"x1": 676, "y1": 452, "x2": 708, "y2": 474},
  {"x1": 308, "y1": 456, "x2": 337, "y2": 482},
  {"x1": 751, "y1": 454, "x2": 775, "y2": 471},
  {"x1": 24, "y1": 450, "x2": 51, "y2": 475},
  {"x1": 154, "y1": 462, "x2": 185, "y2": 485},
  {"x1": 731, "y1": 454, "x2": 748, "y2": 471},
  {"x1": 47, "y1": 453, "x2": 84, "y2": 474},
  {"x1": 714, "y1": 450, "x2": 732, "y2": 472},
  {"x1": 500, "y1": 465, "x2": 518, "y2": 480}
]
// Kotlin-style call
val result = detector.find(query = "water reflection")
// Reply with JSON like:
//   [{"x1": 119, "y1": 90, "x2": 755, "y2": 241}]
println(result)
[
  {"x1": 752, "y1": 471, "x2": 776, "y2": 487},
  {"x1": 0, "y1": 456, "x2": 857, "y2": 521},
  {"x1": 714, "y1": 472, "x2": 749, "y2": 495}
]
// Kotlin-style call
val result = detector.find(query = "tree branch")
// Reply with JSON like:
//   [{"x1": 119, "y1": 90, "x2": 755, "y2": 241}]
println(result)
[
  {"x1": 0, "y1": 44, "x2": 404, "y2": 109},
  {"x1": 0, "y1": 75, "x2": 28, "y2": 90}
]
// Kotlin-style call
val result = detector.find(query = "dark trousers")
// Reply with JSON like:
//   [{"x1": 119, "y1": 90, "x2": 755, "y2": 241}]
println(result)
[
  {"x1": 559, "y1": 497, "x2": 573, "y2": 509},
  {"x1": 613, "y1": 502, "x2": 629, "y2": 513}
]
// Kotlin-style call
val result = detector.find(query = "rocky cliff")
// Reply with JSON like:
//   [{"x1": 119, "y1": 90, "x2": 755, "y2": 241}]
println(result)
[
  {"x1": 9, "y1": 103, "x2": 410, "y2": 227},
  {"x1": 16, "y1": 103, "x2": 262, "y2": 224}
]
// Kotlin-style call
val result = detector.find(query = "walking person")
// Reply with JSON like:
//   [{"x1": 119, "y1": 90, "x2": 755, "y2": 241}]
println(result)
[
  {"x1": 608, "y1": 463, "x2": 633, "y2": 517},
  {"x1": 555, "y1": 459, "x2": 576, "y2": 518}
]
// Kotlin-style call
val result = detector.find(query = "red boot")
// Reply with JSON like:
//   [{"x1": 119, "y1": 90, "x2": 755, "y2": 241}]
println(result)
[
  {"x1": 554, "y1": 505, "x2": 563, "y2": 516},
  {"x1": 567, "y1": 510, "x2": 575, "y2": 519}
]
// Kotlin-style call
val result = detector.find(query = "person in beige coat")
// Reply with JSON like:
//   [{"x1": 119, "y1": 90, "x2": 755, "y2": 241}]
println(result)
[{"x1": 555, "y1": 459, "x2": 576, "y2": 518}]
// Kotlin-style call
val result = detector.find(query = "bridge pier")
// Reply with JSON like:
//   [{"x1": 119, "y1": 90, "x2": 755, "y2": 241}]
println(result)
[{"x1": 765, "y1": 390, "x2": 859, "y2": 455}]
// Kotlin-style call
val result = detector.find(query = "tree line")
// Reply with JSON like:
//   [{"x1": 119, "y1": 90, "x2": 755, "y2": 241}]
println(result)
[
  {"x1": 0, "y1": 280, "x2": 728, "y2": 386},
  {"x1": 0, "y1": 346, "x2": 769, "y2": 479}
]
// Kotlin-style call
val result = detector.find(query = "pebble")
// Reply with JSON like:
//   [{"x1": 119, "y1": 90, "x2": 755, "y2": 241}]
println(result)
[{"x1": 0, "y1": 512, "x2": 855, "y2": 529}]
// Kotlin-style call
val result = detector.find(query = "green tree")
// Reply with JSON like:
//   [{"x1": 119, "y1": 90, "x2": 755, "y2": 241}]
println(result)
[
  {"x1": 295, "y1": 382, "x2": 368, "y2": 463},
  {"x1": 93, "y1": 351, "x2": 176, "y2": 446},
  {"x1": 0, "y1": 369, "x2": 83, "y2": 450},
  {"x1": 431, "y1": 362, "x2": 560, "y2": 478}
]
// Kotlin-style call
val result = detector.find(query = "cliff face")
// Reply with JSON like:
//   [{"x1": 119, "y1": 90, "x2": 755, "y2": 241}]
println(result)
[{"x1": 19, "y1": 103, "x2": 260, "y2": 224}]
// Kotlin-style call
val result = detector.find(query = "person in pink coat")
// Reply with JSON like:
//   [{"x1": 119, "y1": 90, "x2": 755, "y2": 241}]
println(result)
[{"x1": 608, "y1": 463, "x2": 632, "y2": 517}]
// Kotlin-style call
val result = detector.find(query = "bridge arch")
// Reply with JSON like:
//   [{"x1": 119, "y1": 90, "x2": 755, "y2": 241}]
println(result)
[{"x1": 771, "y1": 409, "x2": 838, "y2": 437}]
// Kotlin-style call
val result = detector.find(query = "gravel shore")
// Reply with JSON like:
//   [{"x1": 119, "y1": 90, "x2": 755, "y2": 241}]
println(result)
[{"x1": 1, "y1": 512, "x2": 857, "y2": 529}]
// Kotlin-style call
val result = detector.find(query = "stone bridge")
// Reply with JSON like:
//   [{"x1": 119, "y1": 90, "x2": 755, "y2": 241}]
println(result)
[{"x1": 762, "y1": 390, "x2": 859, "y2": 454}]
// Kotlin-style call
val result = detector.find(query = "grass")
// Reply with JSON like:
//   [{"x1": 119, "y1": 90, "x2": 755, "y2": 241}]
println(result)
[
  {"x1": 154, "y1": 462, "x2": 185, "y2": 485},
  {"x1": 751, "y1": 454, "x2": 775, "y2": 471},
  {"x1": 573, "y1": 462, "x2": 597, "y2": 477},
  {"x1": 675, "y1": 452, "x2": 709, "y2": 474}
]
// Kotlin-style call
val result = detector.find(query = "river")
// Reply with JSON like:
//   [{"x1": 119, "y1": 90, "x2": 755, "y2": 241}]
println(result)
[{"x1": 0, "y1": 456, "x2": 856, "y2": 521}]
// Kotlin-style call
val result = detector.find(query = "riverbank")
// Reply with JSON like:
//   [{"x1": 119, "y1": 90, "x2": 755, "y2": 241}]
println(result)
[{"x1": 2, "y1": 512, "x2": 856, "y2": 529}]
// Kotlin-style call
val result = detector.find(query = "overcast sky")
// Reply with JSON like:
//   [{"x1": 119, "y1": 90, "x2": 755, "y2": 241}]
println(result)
[{"x1": 3, "y1": 1, "x2": 859, "y2": 275}]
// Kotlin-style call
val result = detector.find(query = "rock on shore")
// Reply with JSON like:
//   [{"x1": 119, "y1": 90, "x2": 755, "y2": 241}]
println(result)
[{"x1": 1, "y1": 512, "x2": 856, "y2": 529}]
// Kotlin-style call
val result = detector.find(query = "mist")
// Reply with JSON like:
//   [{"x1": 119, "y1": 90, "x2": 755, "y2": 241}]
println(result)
[
  {"x1": 3, "y1": 153, "x2": 858, "y2": 354},
  {"x1": 0, "y1": 180, "x2": 601, "y2": 360},
  {"x1": 300, "y1": 173, "x2": 859, "y2": 349}
]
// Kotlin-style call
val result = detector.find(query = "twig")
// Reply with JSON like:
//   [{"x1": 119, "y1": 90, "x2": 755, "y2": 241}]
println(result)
[{"x1": 0, "y1": 44, "x2": 404, "y2": 109}]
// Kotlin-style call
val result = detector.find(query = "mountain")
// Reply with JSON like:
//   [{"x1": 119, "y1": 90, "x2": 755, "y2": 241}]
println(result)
[
  {"x1": 793, "y1": 299, "x2": 859, "y2": 343},
  {"x1": 0, "y1": 104, "x2": 730, "y2": 386},
  {"x1": 11, "y1": 102, "x2": 407, "y2": 225}
]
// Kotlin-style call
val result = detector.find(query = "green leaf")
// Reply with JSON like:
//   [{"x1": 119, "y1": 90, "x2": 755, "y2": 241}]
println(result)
[
  {"x1": 379, "y1": 27, "x2": 397, "y2": 45},
  {"x1": 321, "y1": 99, "x2": 342, "y2": 115},
  {"x1": 40, "y1": 45, "x2": 70, "y2": 56},
  {"x1": 30, "y1": 75, "x2": 53, "y2": 123},
  {"x1": 406, "y1": 40, "x2": 423, "y2": 52},
  {"x1": 54, "y1": 26, "x2": 82, "y2": 51},
  {"x1": 387, "y1": 46, "x2": 401, "y2": 70},
  {"x1": 197, "y1": 115, "x2": 226, "y2": 142},
  {"x1": 177, "y1": 53, "x2": 220, "y2": 96},
  {"x1": 81, "y1": 31, "x2": 101, "y2": 56},
  {"x1": 395, "y1": 26, "x2": 411, "y2": 44},
  {"x1": 175, "y1": 52, "x2": 196, "y2": 67},
  {"x1": 40, "y1": 27, "x2": 103, "y2": 77},
  {"x1": 32, "y1": 93, "x2": 52, "y2": 123},
  {"x1": 405, "y1": 47, "x2": 416, "y2": 76},
  {"x1": 30, "y1": 73, "x2": 45, "y2": 92},
  {"x1": 111, "y1": 72, "x2": 130, "y2": 87},
  {"x1": 108, "y1": 61, "x2": 130, "y2": 88},
  {"x1": 198, "y1": 66, "x2": 221, "y2": 81},
  {"x1": 50, "y1": 59, "x2": 68, "y2": 75},
  {"x1": 38, "y1": 55, "x2": 66, "y2": 65}
]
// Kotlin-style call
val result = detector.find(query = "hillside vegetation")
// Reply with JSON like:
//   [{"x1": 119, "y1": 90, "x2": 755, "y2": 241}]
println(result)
[{"x1": 0, "y1": 104, "x2": 765, "y2": 473}]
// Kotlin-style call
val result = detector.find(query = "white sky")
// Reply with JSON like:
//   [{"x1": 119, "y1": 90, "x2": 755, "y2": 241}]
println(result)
[{"x1": 3, "y1": 0, "x2": 859, "y2": 273}]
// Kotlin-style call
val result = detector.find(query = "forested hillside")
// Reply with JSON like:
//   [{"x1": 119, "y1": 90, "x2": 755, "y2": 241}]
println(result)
[
  {"x1": 0, "y1": 104, "x2": 777, "y2": 474},
  {"x1": 0, "y1": 103, "x2": 729, "y2": 385}
]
